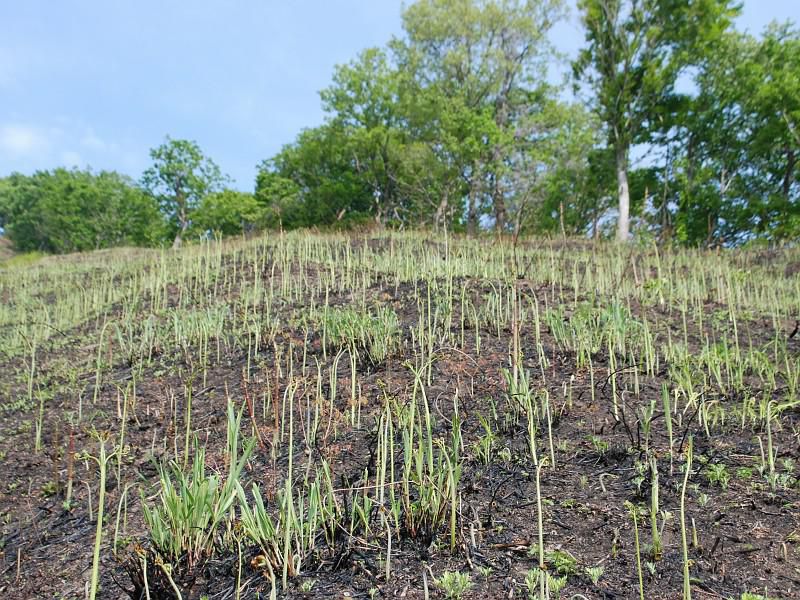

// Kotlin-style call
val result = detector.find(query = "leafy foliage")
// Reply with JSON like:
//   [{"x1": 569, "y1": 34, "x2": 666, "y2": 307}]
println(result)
[
  {"x1": 142, "y1": 403, "x2": 254, "y2": 568},
  {"x1": 141, "y1": 137, "x2": 227, "y2": 247},
  {"x1": 191, "y1": 190, "x2": 263, "y2": 236},
  {"x1": 0, "y1": 168, "x2": 161, "y2": 253},
  {"x1": 574, "y1": 0, "x2": 741, "y2": 241},
  {"x1": 1, "y1": 1, "x2": 797, "y2": 248}
]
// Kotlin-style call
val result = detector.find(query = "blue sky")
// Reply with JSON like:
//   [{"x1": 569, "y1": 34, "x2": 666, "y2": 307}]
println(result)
[{"x1": 1, "y1": 1, "x2": 797, "y2": 190}]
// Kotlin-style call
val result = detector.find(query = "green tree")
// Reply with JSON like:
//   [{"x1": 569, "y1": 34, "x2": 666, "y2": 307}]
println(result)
[
  {"x1": 397, "y1": 0, "x2": 566, "y2": 232},
  {"x1": 529, "y1": 103, "x2": 613, "y2": 237},
  {"x1": 262, "y1": 125, "x2": 373, "y2": 229},
  {"x1": 690, "y1": 24, "x2": 800, "y2": 243},
  {"x1": 574, "y1": 0, "x2": 740, "y2": 241},
  {"x1": 141, "y1": 137, "x2": 227, "y2": 248},
  {"x1": 254, "y1": 170, "x2": 301, "y2": 230},
  {"x1": 258, "y1": 0, "x2": 570, "y2": 234},
  {"x1": 191, "y1": 190, "x2": 263, "y2": 237},
  {"x1": 0, "y1": 169, "x2": 161, "y2": 253},
  {"x1": 321, "y1": 48, "x2": 410, "y2": 226},
  {"x1": 0, "y1": 178, "x2": 11, "y2": 231},
  {"x1": 647, "y1": 24, "x2": 800, "y2": 246}
]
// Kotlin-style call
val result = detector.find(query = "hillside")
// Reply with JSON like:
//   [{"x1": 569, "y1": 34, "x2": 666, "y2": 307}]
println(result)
[{"x1": 0, "y1": 232, "x2": 798, "y2": 599}]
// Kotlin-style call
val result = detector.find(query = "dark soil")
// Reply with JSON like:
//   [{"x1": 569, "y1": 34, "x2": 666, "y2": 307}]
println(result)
[{"x1": 0, "y1": 236, "x2": 798, "y2": 600}]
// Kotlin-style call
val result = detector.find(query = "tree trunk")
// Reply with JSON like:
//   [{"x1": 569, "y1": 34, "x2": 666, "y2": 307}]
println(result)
[
  {"x1": 434, "y1": 191, "x2": 449, "y2": 230},
  {"x1": 615, "y1": 144, "x2": 631, "y2": 242},
  {"x1": 380, "y1": 142, "x2": 395, "y2": 227},
  {"x1": 493, "y1": 84, "x2": 509, "y2": 234},
  {"x1": 173, "y1": 216, "x2": 187, "y2": 249},
  {"x1": 173, "y1": 190, "x2": 187, "y2": 249},
  {"x1": 467, "y1": 164, "x2": 480, "y2": 235},
  {"x1": 492, "y1": 168, "x2": 507, "y2": 233},
  {"x1": 467, "y1": 198, "x2": 478, "y2": 234},
  {"x1": 706, "y1": 213, "x2": 716, "y2": 248}
]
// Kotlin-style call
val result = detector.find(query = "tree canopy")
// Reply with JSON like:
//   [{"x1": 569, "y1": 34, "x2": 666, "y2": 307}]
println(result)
[
  {"x1": 1, "y1": 0, "x2": 798, "y2": 252},
  {"x1": 141, "y1": 137, "x2": 228, "y2": 248},
  {"x1": 0, "y1": 168, "x2": 160, "y2": 253}
]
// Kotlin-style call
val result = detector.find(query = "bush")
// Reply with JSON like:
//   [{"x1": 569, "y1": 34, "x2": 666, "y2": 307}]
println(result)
[{"x1": 0, "y1": 168, "x2": 162, "y2": 253}]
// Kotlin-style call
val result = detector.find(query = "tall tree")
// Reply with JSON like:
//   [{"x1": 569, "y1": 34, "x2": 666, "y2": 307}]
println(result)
[
  {"x1": 524, "y1": 102, "x2": 612, "y2": 236},
  {"x1": 260, "y1": 125, "x2": 374, "y2": 228},
  {"x1": 397, "y1": 0, "x2": 565, "y2": 232},
  {"x1": 320, "y1": 46, "x2": 467, "y2": 229},
  {"x1": 320, "y1": 48, "x2": 409, "y2": 226},
  {"x1": 141, "y1": 137, "x2": 226, "y2": 248},
  {"x1": 574, "y1": 0, "x2": 740, "y2": 241},
  {"x1": 652, "y1": 24, "x2": 800, "y2": 246},
  {"x1": 254, "y1": 170, "x2": 301, "y2": 230}
]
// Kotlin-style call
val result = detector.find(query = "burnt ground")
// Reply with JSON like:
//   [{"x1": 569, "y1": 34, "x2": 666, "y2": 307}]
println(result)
[{"x1": 0, "y1": 236, "x2": 798, "y2": 600}]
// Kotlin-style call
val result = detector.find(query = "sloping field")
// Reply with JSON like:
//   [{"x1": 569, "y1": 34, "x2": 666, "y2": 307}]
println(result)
[{"x1": 0, "y1": 232, "x2": 798, "y2": 599}]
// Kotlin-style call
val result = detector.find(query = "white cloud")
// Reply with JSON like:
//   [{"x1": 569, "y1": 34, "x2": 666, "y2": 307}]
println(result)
[
  {"x1": 0, "y1": 124, "x2": 50, "y2": 158},
  {"x1": 80, "y1": 129, "x2": 113, "y2": 151},
  {"x1": 0, "y1": 120, "x2": 145, "y2": 176},
  {"x1": 60, "y1": 150, "x2": 83, "y2": 166}
]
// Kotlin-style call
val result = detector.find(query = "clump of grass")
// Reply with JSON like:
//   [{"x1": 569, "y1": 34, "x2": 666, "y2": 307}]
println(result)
[
  {"x1": 397, "y1": 364, "x2": 462, "y2": 550},
  {"x1": 143, "y1": 444, "x2": 233, "y2": 568},
  {"x1": 321, "y1": 306, "x2": 400, "y2": 363},
  {"x1": 132, "y1": 403, "x2": 253, "y2": 596},
  {"x1": 236, "y1": 470, "x2": 336, "y2": 590}
]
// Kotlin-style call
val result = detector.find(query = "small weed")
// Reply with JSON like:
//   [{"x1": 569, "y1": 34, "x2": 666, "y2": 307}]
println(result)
[
  {"x1": 41, "y1": 481, "x2": 59, "y2": 497},
  {"x1": 435, "y1": 571, "x2": 472, "y2": 599},
  {"x1": 585, "y1": 565, "x2": 604, "y2": 585},
  {"x1": 545, "y1": 549, "x2": 578, "y2": 576},
  {"x1": 706, "y1": 463, "x2": 730, "y2": 489},
  {"x1": 589, "y1": 435, "x2": 609, "y2": 455}
]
